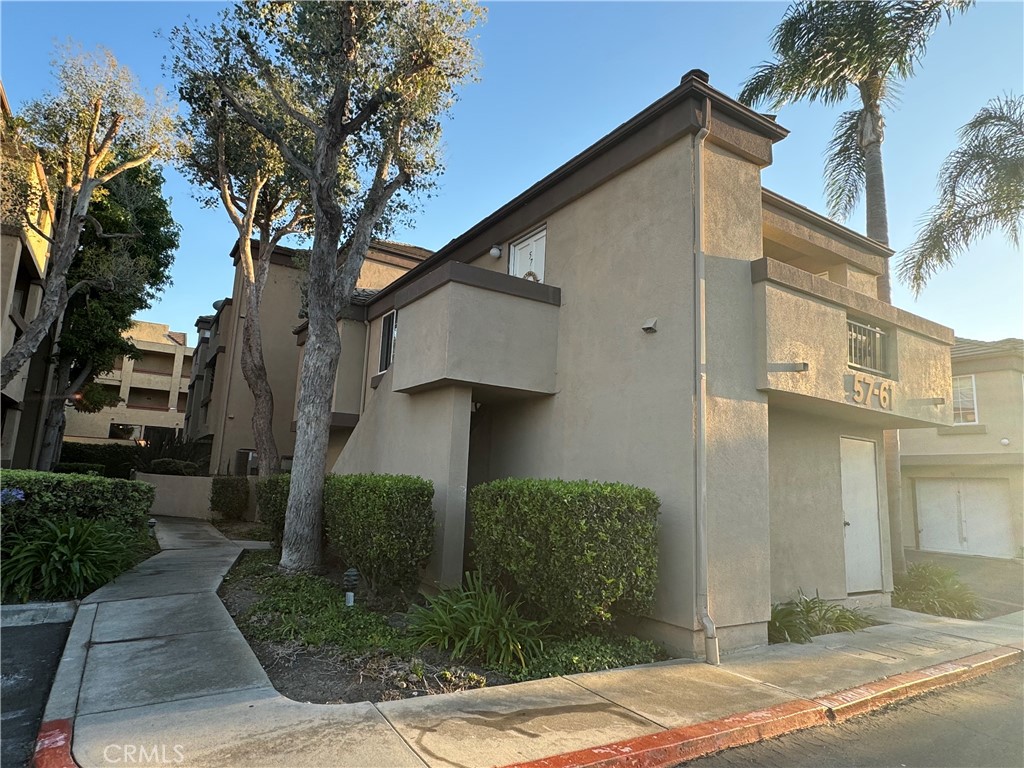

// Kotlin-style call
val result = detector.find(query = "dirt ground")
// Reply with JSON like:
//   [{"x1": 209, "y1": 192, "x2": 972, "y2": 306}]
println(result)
[{"x1": 218, "y1": 560, "x2": 510, "y2": 704}]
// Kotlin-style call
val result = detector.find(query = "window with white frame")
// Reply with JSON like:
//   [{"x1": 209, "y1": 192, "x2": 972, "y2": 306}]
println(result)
[
  {"x1": 378, "y1": 310, "x2": 397, "y2": 373},
  {"x1": 952, "y1": 374, "x2": 978, "y2": 424},
  {"x1": 509, "y1": 227, "x2": 546, "y2": 283}
]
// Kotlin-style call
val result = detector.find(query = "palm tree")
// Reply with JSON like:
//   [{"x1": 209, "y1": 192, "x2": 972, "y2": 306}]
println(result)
[
  {"x1": 900, "y1": 94, "x2": 1024, "y2": 294},
  {"x1": 739, "y1": 0, "x2": 971, "y2": 300}
]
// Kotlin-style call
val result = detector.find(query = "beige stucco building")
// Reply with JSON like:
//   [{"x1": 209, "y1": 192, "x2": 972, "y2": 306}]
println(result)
[
  {"x1": 900, "y1": 338, "x2": 1024, "y2": 560},
  {"x1": 184, "y1": 240, "x2": 428, "y2": 475},
  {"x1": 1, "y1": 81, "x2": 55, "y2": 469},
  {"x1": 62, "y1": 321, "x2": 193, "y2": 446},
  {"x1": 313, "y1": 71, "x2": 955, "y2": 658}
]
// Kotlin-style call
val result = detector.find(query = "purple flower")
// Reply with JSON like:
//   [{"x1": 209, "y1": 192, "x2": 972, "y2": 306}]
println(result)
[{"x1": 1, "y1": 487, "x2": 26, "y2": 505}]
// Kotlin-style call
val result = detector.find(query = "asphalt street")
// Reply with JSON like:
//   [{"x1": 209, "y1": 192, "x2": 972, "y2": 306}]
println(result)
[
  {"x1": 686, "y1": 662, "x2": 1024, "y2": 768},
  {"x1": 1, "y1": 621, "x2": 71, "y2": 768}
]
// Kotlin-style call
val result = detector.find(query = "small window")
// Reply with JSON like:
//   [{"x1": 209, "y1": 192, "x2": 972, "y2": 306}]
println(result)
[
  {"x1": 510, "y1": 227, "x2": 546, "y2": 283},
  {"x1": 378, "y1": 310, "x2": 397, "y2": 373},
  {"x1": 952, "y1": 374, "x2": 978, "y2": 425}
]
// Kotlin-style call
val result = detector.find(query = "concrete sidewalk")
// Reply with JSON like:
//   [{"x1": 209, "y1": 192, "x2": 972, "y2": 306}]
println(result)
[{"x1": 36, "y1": 518, "x2": 1023, "y2": 768}]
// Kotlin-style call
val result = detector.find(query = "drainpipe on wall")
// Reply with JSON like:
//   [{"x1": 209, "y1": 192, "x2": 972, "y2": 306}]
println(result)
[
  {"x1": 358, "y1": 318, "x2": 371, "y2": 414},
  {"x1": 693, "y1": 101, "x2": 720, "y2": 666}
]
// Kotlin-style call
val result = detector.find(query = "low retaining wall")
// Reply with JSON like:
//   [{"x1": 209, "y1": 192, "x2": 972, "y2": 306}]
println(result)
[{"x1": 137, "y1": 473, "x2": 214, "y2": 519}]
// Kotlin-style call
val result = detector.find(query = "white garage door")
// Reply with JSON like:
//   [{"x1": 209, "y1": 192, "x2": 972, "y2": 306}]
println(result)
[{"x1": 916, "y1": 478, "x2": 1016, "y2": 559}]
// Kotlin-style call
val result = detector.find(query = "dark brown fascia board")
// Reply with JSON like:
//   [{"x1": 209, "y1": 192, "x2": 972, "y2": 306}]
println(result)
[
  {"x1": 289, "y1": 412, "x2": 359, "y2": 433},
  {"x1": 762, "y1": 189, "x2": 893, "y2": 260},
  {"x1": 751, "y1": 258, "x2": 954, "y2": 344},
  {"x1": 364, "y1": 73, "x2": 789, "y2": 313},
  {"x1": 231, "y1": 237, "x2": 427, "y2": 271},
  {"x1": 365, "y1": 261, "x2": 561, "y2": 321}
]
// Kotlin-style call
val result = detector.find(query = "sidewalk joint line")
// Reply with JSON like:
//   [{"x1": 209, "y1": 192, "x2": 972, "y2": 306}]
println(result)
[{"x1": 561, "y1": 675, "x2": 669, "y2": 731}]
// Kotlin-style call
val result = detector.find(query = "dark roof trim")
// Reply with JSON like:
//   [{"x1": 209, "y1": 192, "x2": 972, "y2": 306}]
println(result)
[
  {"x1": 762, "y1": 189, "x2": 894, "y2": 259},
  {"x1": 229, "y1": 238, "x2": 430, "y2": 271},
  {"x1": 364, "y1": 72, "x2": 789, "y2": 312}
]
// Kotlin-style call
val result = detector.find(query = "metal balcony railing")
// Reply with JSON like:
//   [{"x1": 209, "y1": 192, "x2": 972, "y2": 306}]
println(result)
[{"x1": 848, "y1": 319, "x2": 888, "y2": 375}]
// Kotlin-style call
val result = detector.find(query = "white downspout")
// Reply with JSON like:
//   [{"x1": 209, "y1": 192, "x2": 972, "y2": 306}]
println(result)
[{"x1": 693, "y1": 112, "x2": 719, "y2": 666}]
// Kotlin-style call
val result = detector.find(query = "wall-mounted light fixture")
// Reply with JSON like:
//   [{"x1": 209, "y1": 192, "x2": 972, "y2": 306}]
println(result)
[
  {"x1": 1001, "y1": 438, "x2": 1011, "y2": 446},
  {"x1": 641, "y1": 318, "x2": 658, "y2": 334},
  {"x1": 489, "y1": 245, "x2": 502, "y2": 258}
]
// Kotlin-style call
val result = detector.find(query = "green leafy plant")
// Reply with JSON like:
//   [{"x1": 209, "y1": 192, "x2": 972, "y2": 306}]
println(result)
[
  {"x1": 893, "y1": 563, "x2": 981, "y2": 620},
  {"x1": 0, "y1": 469, "x2": 154, "y2": 538},
  {"x1": 254, "y1": 473, "x2": 291, "y2": 547},
  {"x1": 323, "y1": 474, "x2": 434, "y2": 598},
  {"x1": 1, "y1": 518, "x2": 133, "y2": 602},
  {"x1": 514, "y1": 633, "x2": 663, "y2": 681},
  {"x1": 769, "y1": 591, "x2": 873, "y2": 644},
  {"x1": 409, "y1": 571, "x2": 546, "y2": 672},
  {"x1": 471, "y1": 478, "x2": 660, "y2": 630},
  {"x1": 211, "y1": 477, "x2": 250, "y2": 521},
  {"x1": 59, "y1": 442, "x2": 138, "y2": 478},
  {"x1": 147, "y1": 458, "x2": 199, "y2": 476}
]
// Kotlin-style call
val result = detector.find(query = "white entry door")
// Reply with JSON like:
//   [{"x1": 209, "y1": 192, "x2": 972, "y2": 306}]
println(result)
[
  {"x1": 510, "y1": 227, "x2": 546, "y2": 283},
  {"x1": 841, "y1": 437, "x2": 884, "y2": 592},
  {"x1": 916, "y1": 478, "x2": 1016, "y2": 559}
]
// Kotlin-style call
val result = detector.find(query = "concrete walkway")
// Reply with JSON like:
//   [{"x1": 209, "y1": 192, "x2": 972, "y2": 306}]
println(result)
[{"x1": 37, "y1": 518, "x2": 1023, "y2": 768}]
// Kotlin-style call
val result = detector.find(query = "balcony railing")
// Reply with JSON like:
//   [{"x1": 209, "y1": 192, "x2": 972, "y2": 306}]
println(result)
[{"x1": 848, "y1": 319, "x2": 888, "y2": 375}]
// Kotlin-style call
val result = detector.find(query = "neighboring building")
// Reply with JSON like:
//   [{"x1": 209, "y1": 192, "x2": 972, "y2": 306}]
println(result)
[
  {"x1": 900, "y1": 338, "x2": 1024, "y2": 560},
  {"x1": 1, "y1": 80, "x2": 55, "y2": 469},
  {"x1": 63, "y1": 321, "x2": 193, "y2": 447},
  {"x1": 184, "y1": 239, "x2": 428, "y2": 475},
  {"x1": 311, "y1": 71, "x2": 954, "y2": 658}
]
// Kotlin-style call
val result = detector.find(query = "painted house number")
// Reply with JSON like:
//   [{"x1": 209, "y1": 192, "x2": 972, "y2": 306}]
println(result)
[{"x1": 849, "y1": 372, "x2": 894, "y2": 410}]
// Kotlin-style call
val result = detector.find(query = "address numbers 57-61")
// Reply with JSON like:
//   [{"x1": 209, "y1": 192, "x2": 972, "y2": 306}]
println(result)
[{"x1": 849, "y1": 372, "x2": 893, "y2": 410}]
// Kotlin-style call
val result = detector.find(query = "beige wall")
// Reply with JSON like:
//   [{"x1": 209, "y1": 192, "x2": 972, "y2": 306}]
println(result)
[
  {"x1": 333, "y1": 373, "x2": 472, "y2": 586},
  {"x1": 769, "y1": 408, "x2": 892, "y2": 601},
  {"x1": 333, "y1": 319, "x2": 367, "y2": 414},
  {"x1": 137, "y1": 473, "x2": 214, "y2": 519}
]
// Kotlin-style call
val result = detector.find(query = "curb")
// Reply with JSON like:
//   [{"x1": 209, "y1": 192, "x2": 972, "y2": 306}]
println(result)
[
  {"x1": 32, "y1": 720, "x2": 76, "y2": 768},
  {"x1": 505, "y1": 645, "x2": 1022, "y2": 768}
]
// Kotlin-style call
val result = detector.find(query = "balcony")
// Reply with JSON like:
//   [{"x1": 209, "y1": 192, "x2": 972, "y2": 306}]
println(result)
[
  {"x1": 389, "y1": 262, "x2": 560, "y2": 398},
  {"x1": 752, "y1": 258, "x2": 954, "y2": 428}
]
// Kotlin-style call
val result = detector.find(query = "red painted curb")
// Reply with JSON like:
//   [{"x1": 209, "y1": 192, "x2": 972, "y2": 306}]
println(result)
[
  {"x1": 816, "y1": 645, "x2": 1023, "y2": 721},
  {"x1": 32, "y1": 719, "x2": 78, "y2": 768},
  {"x1": 503, "y1": 699, "x2": 828, "y2": 768},
  {"x1": 503, "y1": 646, "x2": 1022, "y2": 768}
]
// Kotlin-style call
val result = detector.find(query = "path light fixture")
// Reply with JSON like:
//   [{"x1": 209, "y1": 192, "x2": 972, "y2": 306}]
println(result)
[
  {"x1": 147, "y1": 519, "x2": 157, "y2": 538},
  {"x1": 343, "y1": 567, "x2": 359, "y2": 607}
]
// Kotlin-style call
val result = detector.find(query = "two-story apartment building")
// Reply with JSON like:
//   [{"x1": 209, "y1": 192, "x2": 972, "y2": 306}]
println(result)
[
  {"x1": 63, "y1": 321, "x2": 193, "y2": 446},
  {"x1": 184, "y1": 239, "x2": 428, "y2": 475},
  {"x1": 307, "y1": 71, "x2": 954, "y2": 658},
  {"x1": 1, "y1": 81, "x2": 55, "y2": 469},
  {"x1": 900, "y1": 338, "x2": 1023, "y2": 560}
]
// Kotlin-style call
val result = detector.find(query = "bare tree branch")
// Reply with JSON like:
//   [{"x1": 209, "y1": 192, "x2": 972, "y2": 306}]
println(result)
[
  {"x1": 95, "y1": 148, "x2": 159, "y2": 185},
  {"x1": 84, "y1": 214, "x2": 139, "y2": 240}
]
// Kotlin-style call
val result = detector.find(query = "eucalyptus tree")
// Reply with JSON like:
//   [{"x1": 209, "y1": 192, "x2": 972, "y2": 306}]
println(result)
[
  {"x1": 900, "y1": 94, "x2": 1024, "y2": 293},
  {"x1": 35, "y1": 163, "x2": 178, "y2": 471},
  {"x1": 739, "y1": 1, "x2": 971, "y2": 575},
  {"x1": 174, "y1": 71, "x2": 311, "y2": 476},
  {"x1": 0, "y1": 44, "x2": 175, "y2": 389},
  {"x1": 170, "y1": 1, "x2": 483, "y2": 572}
]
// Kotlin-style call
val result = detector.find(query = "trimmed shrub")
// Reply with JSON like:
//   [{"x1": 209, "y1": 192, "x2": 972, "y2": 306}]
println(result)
[
  {"x1": 323, "y1": 473, "x2": 434, "y2": 597},
  {"x1": 255, "y1": 474, "x2": 290, "y2": 547},
  {"x1": 0, "y1": 469, "x2": 154, "y2": 538},
  {"x1": 59, "y1": 442, "x2": 138, "y2": 478},
  {"x1": 53, "y1": 462, "x2": 105, "y2": 475},
  {"x1": 409, "y1": 570, "x2": 547, "y2": 672},
  {"x1": 211, "y1": 477, "x2": 250, "y2": 521},
  {"x1": 1, "y1": 517, "x2": 135, "y2": 602},
  {"x1": 471, "y1": 478, "x2": 660, "y2": 630},
  {"x1": 893, "y1": 563, "x2": 981, "y2": 620},
  {"x1": 147, "y1": 458, "x2": 199, "y2": 476}
]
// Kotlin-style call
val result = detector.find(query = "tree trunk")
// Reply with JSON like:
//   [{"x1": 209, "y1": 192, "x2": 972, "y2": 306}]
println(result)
[
  {"x1": 279, "y1": 188, "x2": 343, "y2": 573},
  {"x1": 859, "y1": 106, "x2": 905, "y2": 577},
  {"x1": 35, "y1": 358, "x2": 73, "y2": 472},
  {"x1": 239, "y1": 238, "x2": 281, "y2": 477}
]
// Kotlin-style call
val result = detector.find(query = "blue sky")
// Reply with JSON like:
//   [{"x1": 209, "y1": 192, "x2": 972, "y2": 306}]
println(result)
[{"x1": 2, "y1": 1, "x2": 1022, "y2": 345}]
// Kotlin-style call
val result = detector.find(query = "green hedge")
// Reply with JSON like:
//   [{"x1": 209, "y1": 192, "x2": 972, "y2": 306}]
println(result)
[
  {"x1": 211, "y1": 477, "x2": 250, "y2": 521},
  {"x1": 53, "y1": 463, "x2": 105, "y2": 475},
  {"x1": 471, "y1": 478, "x2": 660, "y2": 630},
  {"x1": 59, "y1": 442, "x2": 138, "y2": 479},
  {"x1": 0, "y1": 469, "x2": 155, "y2": 537},
  {"x1": 148, "y1": 458, "x2": 199, "y2": 476},
  {"x1": 254, "y1": 474, "x2": 290, "y2": 547},
  {"x1": 323, "y1": 473, "x2": 435, "y2": 597}
]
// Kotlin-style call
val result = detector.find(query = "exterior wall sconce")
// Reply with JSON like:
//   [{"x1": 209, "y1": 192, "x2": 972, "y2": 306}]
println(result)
[
  {"x1": 489, "y1": 245, "x2": 502, "y2": 258},
  {"x1": 1001, "y1": 438, "x2": 1011, "y2": 446},
  {"x1": 642, "y1": 318, "x2": 658, "y2": 334}
]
